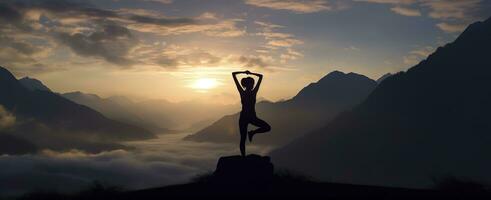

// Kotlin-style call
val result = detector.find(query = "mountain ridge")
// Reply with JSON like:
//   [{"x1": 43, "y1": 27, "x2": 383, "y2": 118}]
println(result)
[
  {"x1": 271, "y1": 17, "x2": 491, "y2": 188},
  {"x1": 0, "y1": 66, "x2": 155, "y2": 153},
  {"x1": 19, "y1": 76, "x2": 52, "y2": 92},
  {"x1": 185, "y1": 71, "x2": 377, "y2": 146}
]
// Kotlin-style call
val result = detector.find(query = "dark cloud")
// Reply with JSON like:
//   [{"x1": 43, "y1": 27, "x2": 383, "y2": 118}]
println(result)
[
  {"x1": 0, "y1": 36, "x2": 42, "y2": 56},
  {"x1": 0, "y1": 2, "x2": 33, "y2": 31},
  {"x1": 0, "y1": 3, "x2": 22, "y2": 23},
  {"x1": 0, "y1": 35, "x2": 53, "y2": 76},
  {"x1": 128, "y1": 15, "x2": 196, "y2": 26},
  {"x1": 2, "y1": 0, "x2": 195, "y2": 27},
  {"x1": 9, "y1": 0, "x2": 116, "y2": 18},
  {"x1": 57, "y1": 23, "x2": 137, "y2": 66},
  {"x1": 0, "y1": 0, "x2": 199, "y2": 69},
  {"x1": 156, "y1": 57, "x2": 180, "y2": 68}
]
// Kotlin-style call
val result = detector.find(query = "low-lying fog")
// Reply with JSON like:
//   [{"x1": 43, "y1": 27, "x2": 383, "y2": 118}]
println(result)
[{"x1": 0, "y1": 132, "x2": 272, "y2": 196}]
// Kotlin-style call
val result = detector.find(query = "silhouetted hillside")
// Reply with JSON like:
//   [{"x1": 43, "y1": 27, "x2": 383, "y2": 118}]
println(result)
[
  {"x1": 18, "y1": 77, "x2": 52, "y2": 92},
  {"x1": 271, "y1": 17, "x2": 491, "y2": 188},
  {"x1": 185, "y1": 71, "x2": 377, "y2": 146},
  {"x1": 15, "y1": 156, "x2": 491, "y2": 199},
  {"x1": 0, "y1": 66, "x2": 155, "y2": 153},
  {"x1": 0, "y1": 133, "x2": 38, "y2": 155},
  {"x1": 376, "y1": 73, "x2": 392, "y2": 83}
]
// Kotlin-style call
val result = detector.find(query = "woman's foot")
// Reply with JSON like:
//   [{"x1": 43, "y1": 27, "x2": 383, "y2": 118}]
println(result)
[{"x1": 248, "y1": 131, "x2": 255, "y2": 142}]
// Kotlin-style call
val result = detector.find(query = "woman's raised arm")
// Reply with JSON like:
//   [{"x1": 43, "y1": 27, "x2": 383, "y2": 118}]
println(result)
[
  {"x1": 232, "y1": 71, "x2": 246, "y2": 93},
  {"x1": 250, "y1": 72, "x2": 263, "y2": 93}
]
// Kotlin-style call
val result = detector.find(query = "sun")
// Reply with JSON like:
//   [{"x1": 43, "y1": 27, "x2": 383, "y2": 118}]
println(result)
[{"x1": 192, "y1": 78, "x2": 218, "y2": 90}]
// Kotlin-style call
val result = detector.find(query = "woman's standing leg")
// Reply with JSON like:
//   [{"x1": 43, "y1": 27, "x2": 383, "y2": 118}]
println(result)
[{"x1": 239, "y1": 120, "x2": 248, "y2": 157}]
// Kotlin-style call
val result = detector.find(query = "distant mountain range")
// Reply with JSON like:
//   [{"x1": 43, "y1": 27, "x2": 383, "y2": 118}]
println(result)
[
  {"x1": 16, "y1": 75, "x2": 238, "y2": 133},
  {"x1": 271, "y1": 17, "x2": 491, "y2": 188},
  {"x1": 61, "y1": 91, "x2": 171, "y2": 134},
  {"x1": 0, "y1": 66, "x2": 155, "y2": 154},
  {"x1": 185, "y1": 71, "x2": 378, "y2": 146},
  {"x1": 61, "y1": 92, "x2": 238, "y2": 132}
]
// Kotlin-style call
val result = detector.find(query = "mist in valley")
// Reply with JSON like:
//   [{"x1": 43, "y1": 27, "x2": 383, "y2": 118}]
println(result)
[{"x1": 0, "y1": 132, "x2": 272, "y2": 196}]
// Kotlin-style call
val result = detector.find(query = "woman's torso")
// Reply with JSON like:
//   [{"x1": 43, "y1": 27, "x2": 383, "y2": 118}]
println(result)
[{"x1": 240, "y1": 91, "x2": 256, "y2": 117}]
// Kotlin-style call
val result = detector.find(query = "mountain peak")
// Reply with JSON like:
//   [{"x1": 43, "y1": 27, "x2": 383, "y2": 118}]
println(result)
[
  {"x1": 0, "y1": 66, "x2": 17, "y2": 83},
  {"x1": 289, "y1": 70, "x2": 376, "y2": 108},
  {"x1": 318, "y1": 71, "x2": 372, "y2": 84},
  {"x1": 455, "y1": 17, "x2": 491, "y2": 43},
  {"x1": 272, "y1": 17, "x2": 491, "y2": 189},
  {"x1": 326, "y1": 70, "x2": 345, "y2": 76},
  {"x1": 19, "y1": 77, "x2": 52, "y2": 92}
]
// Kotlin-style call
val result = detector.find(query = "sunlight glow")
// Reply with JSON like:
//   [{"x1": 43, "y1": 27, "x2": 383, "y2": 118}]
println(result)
[{"x1": 192, "y1": 78, "x2": 218, "y2": 90}]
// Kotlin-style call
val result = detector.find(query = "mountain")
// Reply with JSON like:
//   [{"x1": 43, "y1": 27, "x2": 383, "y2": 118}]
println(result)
[
  {"x1": 0, "y1": 66, "x2": 155, "y2": 153},
  {"x1": 18, "y1": 77, "x2": 52, "y2": 92},
  {"x1": 62, "y1": 91, "x2": 170, "y2": 134},
  {"x1": 16, "y1": 76, "x2": 172, "y2": 134},
  {"x1": 271, "y1": 18, "x2": 491, "y2": 188},
  {"x1": 376, "y1": 73, "x2": 392, "y2": 83},
  {"x1": 0, "y1": 133, "x2": 38, "y2": 155},
  {"x1": 124, "y1": 99, "x2": 239, "y2": 131},
  {"x1": 63, "y1": 92, "x2": 238, "y2": 132},
  {"x1": 185, "y1": 71, "x2": 377, "y2": 146}
]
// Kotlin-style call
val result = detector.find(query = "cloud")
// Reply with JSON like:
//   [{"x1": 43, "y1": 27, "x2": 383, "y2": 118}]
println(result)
[
  {"x1": 422, "y1": 0, "x2": 482, "y2": 20},
  {"x1": 267, "y1": 38, "x2": 304, "y2": 47},
  {"x1": 0, "y1": 1, "x2": 245, "y2": 72},
  {"x1": 344, "y1": 46, "x2": 361, "y2": 51},
  {"x1": 354, "y1": 0, "x2": 486, "y2": 34},
  {"x1": 0, "y1": 105, "x2": 16, "y2": 130},
  {"x1": 436, "y1": 22, "x2": 468, "y2": 33},
  {"x1": 0, "y1": 33, "x2": 56, "y2": 75},
  {"x1": 280, "y1": 48, "x2": 304, "y2": 62},
  {"x1": 140, "y1": 0, "x2": 173, "y2": 4},
  {"x1": 56, "y1": 23, "x2": 137, "y2": 67},
  {"x1": 127, "y1": 18, "x2": 245, "y2": 37},
  {"x1": 132, "y1": 44, "x2": 224, "y2": 69},
  {"x1": 255, "y1": 21, "x2": 303, "y2": 47},
  {"x1": 403, "y1": 46, "x2": 434, "y2": 65},
  {"x1": 238, "y1": 55, "x2": 274, "y2": 68},
  {"x1": 244, "y1": 0, "x2": 331, "y2": 13},
  {"x1": 356, "y1": 0, "x2": 482, "y2": 20},
  {"x1": 390, "y1": 6, "x2": 421, "y2": 16},
  {"x1": 354, "y1": 0, "x2": 416, "y2": 5},
  {"x1": 0, "y1": 134, "x2": 271, "y2": 196},
  {"x1": 252, "y1": 21, "x2": 305, "y2": 67}
]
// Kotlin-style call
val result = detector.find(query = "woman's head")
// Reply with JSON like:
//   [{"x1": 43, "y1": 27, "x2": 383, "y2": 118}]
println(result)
[{"x1": 241, "y1": 77, "x2": 255, "y2": 90}]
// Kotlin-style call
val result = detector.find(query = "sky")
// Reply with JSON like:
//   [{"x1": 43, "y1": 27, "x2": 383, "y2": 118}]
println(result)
[{"x1": 1, "y1": 0, "x2": 490, "y2": 103}]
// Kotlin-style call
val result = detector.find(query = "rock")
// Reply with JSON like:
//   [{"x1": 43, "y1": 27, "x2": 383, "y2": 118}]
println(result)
[{"x1": 213, "y1": 154, "x2": 274, "y2": 185}]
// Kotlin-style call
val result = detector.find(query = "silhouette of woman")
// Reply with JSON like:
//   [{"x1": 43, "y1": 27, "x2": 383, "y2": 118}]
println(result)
[{"x1": 232, "y1": 70, "x2": 271, "y2": 157}]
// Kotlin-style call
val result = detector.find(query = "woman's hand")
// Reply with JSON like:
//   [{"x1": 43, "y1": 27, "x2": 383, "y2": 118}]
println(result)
[{"x1": 245, "y1": 70, "x2": 251, "y2": 75}]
